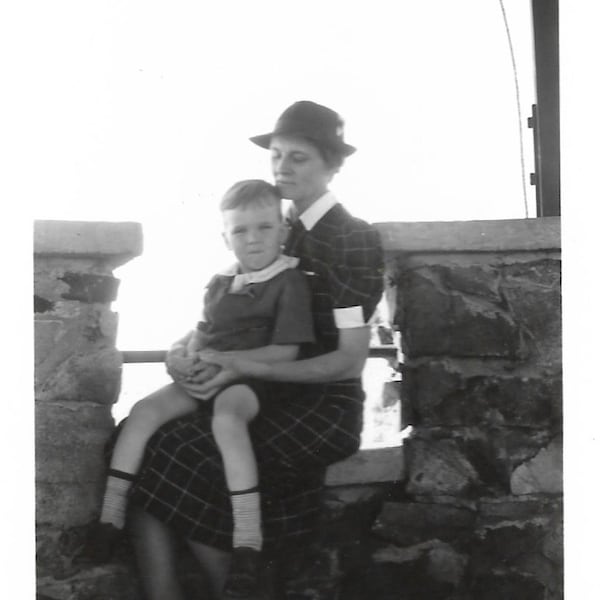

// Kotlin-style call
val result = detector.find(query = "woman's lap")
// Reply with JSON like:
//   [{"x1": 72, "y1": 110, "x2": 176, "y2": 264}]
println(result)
[{"x1": 127, "y1": 380, "x2": 364, "y2": 551}]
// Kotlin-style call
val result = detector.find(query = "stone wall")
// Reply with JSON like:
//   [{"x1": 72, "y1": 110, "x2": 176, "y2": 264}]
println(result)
[
  {"x1": 34, "y1": 217, "x2": 562, "y2": 600},
  {"x1": 35, "y1": 221, "x2": 143, "y2": 597},
  {"x1": 365, "y1": 217, "x2": 562, "y2": 600}
]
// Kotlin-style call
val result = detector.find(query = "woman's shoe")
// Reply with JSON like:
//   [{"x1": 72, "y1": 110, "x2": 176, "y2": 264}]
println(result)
[{"x1": 222, "y1": 546, "x2": 264, "y2": 599}]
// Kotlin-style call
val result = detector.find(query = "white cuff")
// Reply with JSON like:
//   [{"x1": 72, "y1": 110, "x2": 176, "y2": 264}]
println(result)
[{"x1": 333, "y1": 306, "x2": 366, "y2": 329}]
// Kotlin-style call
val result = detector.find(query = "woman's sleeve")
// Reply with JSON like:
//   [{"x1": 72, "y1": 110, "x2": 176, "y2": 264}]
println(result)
[
  {"x1": 330, "y1": 221, "x2": 384, "y2": 327},
  {"x1": 270, "y1": 270, "x2": 316, "y2": 345}
]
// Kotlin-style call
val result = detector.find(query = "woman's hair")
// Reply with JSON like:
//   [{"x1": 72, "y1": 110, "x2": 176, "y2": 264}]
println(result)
[
  {"x1": 298, "y1": 137, "x2": 345, "y2": 170},
  {"x1": 220, "y1": 179, "x2": 282, "y2": 212},
  {"x1": 316, "y1": 143, "x2": 346, "y2": 170}
]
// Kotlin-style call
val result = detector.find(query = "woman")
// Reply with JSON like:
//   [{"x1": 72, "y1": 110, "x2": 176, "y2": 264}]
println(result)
[{"x1": 128, "y1": 101, "x2": 384, "y2": 600}]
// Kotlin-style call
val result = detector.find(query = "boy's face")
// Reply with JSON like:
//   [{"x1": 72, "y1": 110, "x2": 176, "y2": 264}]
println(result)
[{"x1": 222, "y1": 199, "x2": 286, "y2": 273}]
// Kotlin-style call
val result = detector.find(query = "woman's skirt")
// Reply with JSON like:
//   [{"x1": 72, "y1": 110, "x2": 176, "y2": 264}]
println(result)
[{"x1": 126, "y1": 379, "x2": 364, "y2": 553}]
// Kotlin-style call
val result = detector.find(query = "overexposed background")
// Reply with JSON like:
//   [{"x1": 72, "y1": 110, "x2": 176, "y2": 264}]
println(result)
[{"x1": 21, "y1": 0, "x2": 536, "y2": 351}]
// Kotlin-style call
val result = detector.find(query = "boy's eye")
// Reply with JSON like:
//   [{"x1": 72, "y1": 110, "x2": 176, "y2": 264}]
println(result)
[{"x1": 259, "y1": 224, "x2": 273, "y2": 230}]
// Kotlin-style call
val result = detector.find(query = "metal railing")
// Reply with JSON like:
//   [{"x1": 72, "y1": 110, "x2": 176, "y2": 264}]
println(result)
[{"x1": 120, "y1": 345, "x2": 398, "y2": 364}]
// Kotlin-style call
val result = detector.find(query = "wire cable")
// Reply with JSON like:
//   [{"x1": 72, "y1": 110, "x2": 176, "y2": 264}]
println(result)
[{"x1": 498, "y1": 0, "x2": 530, "y2": 218}]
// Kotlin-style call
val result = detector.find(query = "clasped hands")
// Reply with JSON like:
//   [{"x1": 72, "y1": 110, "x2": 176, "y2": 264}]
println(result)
[{"x1": 166, "y1": 345, "x2": 267, "y2": 400}]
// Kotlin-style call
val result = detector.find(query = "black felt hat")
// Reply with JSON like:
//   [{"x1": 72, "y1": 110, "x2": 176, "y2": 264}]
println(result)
[{"x1": 250, "y1": 101, "x2": 356, "y2": 157}]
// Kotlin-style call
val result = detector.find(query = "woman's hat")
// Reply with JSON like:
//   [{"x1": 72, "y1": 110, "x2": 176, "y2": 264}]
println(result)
[{"x1": 250, "y1": 101, "x2": 356, "y2": 157}]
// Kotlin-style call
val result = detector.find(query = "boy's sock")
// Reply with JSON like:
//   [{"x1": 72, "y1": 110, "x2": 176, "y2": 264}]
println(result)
[
  {"x1": 99, "y1": 469, "x2": 136, "y2": 530},
  {"x1": 230, "y1": 486, "x2": 263, "y2": 551}
]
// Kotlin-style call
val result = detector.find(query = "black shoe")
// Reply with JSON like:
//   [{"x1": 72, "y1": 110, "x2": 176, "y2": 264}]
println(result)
[
  {"x1": 222, "y1": 547, "x2": 264, "y2": 599},
  {"x1": 74, "y1": 521, "x2": 123, "y2": 565}
]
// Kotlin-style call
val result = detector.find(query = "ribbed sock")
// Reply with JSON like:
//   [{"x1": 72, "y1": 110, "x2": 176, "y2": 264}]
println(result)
[
  {"x1": 99, "y1": 469, "x2": 135, "y2": 530},
  {"x1": 230, "y1": 487, "x2": 263, "y2": 551}
]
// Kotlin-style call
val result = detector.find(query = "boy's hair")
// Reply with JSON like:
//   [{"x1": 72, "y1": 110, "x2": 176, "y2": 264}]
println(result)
[{"x1": 220, "y1": 179, "x2": 282, "y2": 213}]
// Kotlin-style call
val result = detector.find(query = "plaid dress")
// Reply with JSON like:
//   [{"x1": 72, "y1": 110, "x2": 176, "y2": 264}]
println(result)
[{"x1": 128, "y1": 202, "x2": 384, "y2": 553}]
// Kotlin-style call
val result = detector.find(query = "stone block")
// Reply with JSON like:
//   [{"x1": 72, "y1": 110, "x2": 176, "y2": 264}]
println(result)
[
  {"x1": 395, "y1": 269, "x2": 523, "y2": 359},
  {"x1": 35, "y1": 304, "x2": 119, "y2": 380},
  {"x1": 36, "y1": 348, "x2": 122, "y2": 404},
  {"x1": 369, "y1": 540, "x2": 460, "y2": 599},
  {"x1": 426, "y1": 542, "x2": 468, "y2": 586},
  {"x1": 437, "y1": 263, "x2": 503, "y2": 303},
  {"x1": 469, "y1": 571, "x2": 546, "y2": 600},
  {"x1": 372, "y1": 500, "x2": 475, "y2": 546},
  {"x1": 36, "y1": 480, "x2": 104, "y2": 526},
  {"x1": 37, "y1": 564, "x2": 142, "y2": 600},
  {"x1": 403, "y1": 359, "x2": 562, "y2": 428},
  {"x1": 34, "y1": 220, "x2": 143, "y2": 267},
  {"x1": 322, "y1": 486, "x2": 386, "y2": 544},
  {"x1": 478, "y1": 496, "x2": 561, "y2": 525},
  {"x1": 35, "y1": 402, "x2": 114, "y2": 483},
  {"x1": 325, "y1": 447, "x2": 405, "y2": 486},
  {"x1": 59, "y1": 271, "x2": 121, "y2": 303},
  {"x1": 404, "y1": 438, "x2": 480, "y2": 496},
  {"x1": 511, "y1": 436, "x2": 562, "y2": 495},
  {"x1": 501, "y1": 258, "x2": 561, "y2": 366}
]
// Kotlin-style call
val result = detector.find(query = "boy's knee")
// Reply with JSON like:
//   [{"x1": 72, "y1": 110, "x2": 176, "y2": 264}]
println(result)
[
  {"x1": 213, "y1": 385, "x2": 258, "y2": 421},
  {"x1": 129, "y1": 399, "x2": 164, "y2": 429}
]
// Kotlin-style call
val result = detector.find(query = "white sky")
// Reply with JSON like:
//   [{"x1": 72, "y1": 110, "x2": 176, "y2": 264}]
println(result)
[{"x1": 14, "y1": 0, "x2": 539, "y2": 348}]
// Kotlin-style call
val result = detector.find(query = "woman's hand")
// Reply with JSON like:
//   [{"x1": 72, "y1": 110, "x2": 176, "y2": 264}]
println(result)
[{"x1": 198, "y1": 350, "x2": 269, "y2": 379}]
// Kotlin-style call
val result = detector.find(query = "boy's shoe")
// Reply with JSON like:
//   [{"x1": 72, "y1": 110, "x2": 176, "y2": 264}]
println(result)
[
  {"x1": 222, "y1": 546, "x2": 264, "y2": 599},
  {"x1": 74, "y1": 521, "x2": 123, "y2": 565}
]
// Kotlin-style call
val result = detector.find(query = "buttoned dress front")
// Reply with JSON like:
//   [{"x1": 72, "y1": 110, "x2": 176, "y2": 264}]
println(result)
[{"x1": 127, "y1": 197, "x2": 384, "y2": 553}]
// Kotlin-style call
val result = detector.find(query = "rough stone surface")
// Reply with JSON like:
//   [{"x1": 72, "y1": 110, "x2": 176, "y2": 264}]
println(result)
[
  {"x1": 36, "y1": 348, "x2": 122, "y2": 404},
  {"x1": 373, "y1": 501, "x2": 475, "y2": 546},
  {"x1": 403, "y1": 359, "x2": 562, "y2": 428},
  {"x1": 404, "y1": 438, "x2": 480, "y2": 496},
  {"x1": 36, "y1": 480, "x2": 104, "y2": 527},
  {"x1": 511, "y1": 436, "x2": 563, "y2": 494},
  {"x1": 395, "y1": 268, "x2": 524, "y2": 359},
  {"x1": 35, "y1": 402, "x2": 114, "y2": 483},
  {"x1": 501, "y1": 258, "x2": 561, "y2": 366}
]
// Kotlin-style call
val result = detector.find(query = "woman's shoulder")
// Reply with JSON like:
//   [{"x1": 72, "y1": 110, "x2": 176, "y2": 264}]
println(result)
[{"x1": 321, "y1": 203, "x2": 379, "y2": 236}]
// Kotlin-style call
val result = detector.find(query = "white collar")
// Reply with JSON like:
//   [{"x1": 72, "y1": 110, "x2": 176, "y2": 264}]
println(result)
[
  {"x1": 217, "y1": 254, "x2": 299, "y2": 292},
  {"x1": 297, "y1": 192, "x2": 338, "y2": 231}
]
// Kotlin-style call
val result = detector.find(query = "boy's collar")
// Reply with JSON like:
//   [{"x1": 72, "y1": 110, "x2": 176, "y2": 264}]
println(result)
[{"x1": 216, "y1": 254, "x2": 299, "y2": 292}]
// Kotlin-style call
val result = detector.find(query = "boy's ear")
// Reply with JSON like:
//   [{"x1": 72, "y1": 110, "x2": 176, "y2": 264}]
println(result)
[
  {"x1": 279, "y1": 221, "x2": 289, "y2": 245},
  {"x1": 222, "y1": 231, "x2": 231, "y2": 250}
]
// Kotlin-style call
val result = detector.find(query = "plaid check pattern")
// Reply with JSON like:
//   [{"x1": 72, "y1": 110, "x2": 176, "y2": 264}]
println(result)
[{"x1": 127, "y1": 202, "x2": 384, "y2": 553}]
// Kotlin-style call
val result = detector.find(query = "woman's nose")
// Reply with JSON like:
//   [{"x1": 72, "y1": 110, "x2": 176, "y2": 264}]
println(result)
[{"x1": 274, "y1": 155, "x2": 292, "y2": 174}]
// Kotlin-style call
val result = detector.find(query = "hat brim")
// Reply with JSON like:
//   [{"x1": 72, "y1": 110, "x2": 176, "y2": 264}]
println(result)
[{"x1": 249, "y1": 132, "x2": 356, "y2": 157}]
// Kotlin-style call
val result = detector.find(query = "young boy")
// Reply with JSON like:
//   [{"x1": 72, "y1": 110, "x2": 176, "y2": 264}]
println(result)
[{"x1": 82, "y1": 180, "x2": 314, "y2": 596}]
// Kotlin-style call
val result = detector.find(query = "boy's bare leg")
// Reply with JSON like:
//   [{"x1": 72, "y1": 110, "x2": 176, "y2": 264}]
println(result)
[
  {"x1": 211, "y1": 385, "x2": 264, "y2": 598},
  {"x1": 99, "y1": 383, "x2": 200, "y2": 531}
]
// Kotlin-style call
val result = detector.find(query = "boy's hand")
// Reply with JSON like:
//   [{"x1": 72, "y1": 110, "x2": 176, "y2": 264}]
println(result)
[{"x1": 165, "y1": 346, "x2": 195, "y2": 381}]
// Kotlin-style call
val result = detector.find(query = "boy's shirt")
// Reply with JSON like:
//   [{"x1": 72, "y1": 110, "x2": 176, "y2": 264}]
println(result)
[{"x1": 197, "y1": 256, "x2": 315, "y2": 352}]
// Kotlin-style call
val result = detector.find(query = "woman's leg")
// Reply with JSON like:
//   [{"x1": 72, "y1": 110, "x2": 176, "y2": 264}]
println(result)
[
  {"x1": 186, "y1": 539, "x2": 232, "y2": 600},
  {"x1": 129, "y1": 508, "x2": 186, "y2": 600}
]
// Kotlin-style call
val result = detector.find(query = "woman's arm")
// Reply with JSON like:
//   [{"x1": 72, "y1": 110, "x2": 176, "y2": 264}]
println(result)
[{"x1": 198, "y1": 326, "x2": 371, "y2": 390}]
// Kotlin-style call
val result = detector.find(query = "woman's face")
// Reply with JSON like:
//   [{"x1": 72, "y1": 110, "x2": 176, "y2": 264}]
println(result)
[{"x1": 270, "y1": 135, "x2": 338, "y2": 209}]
